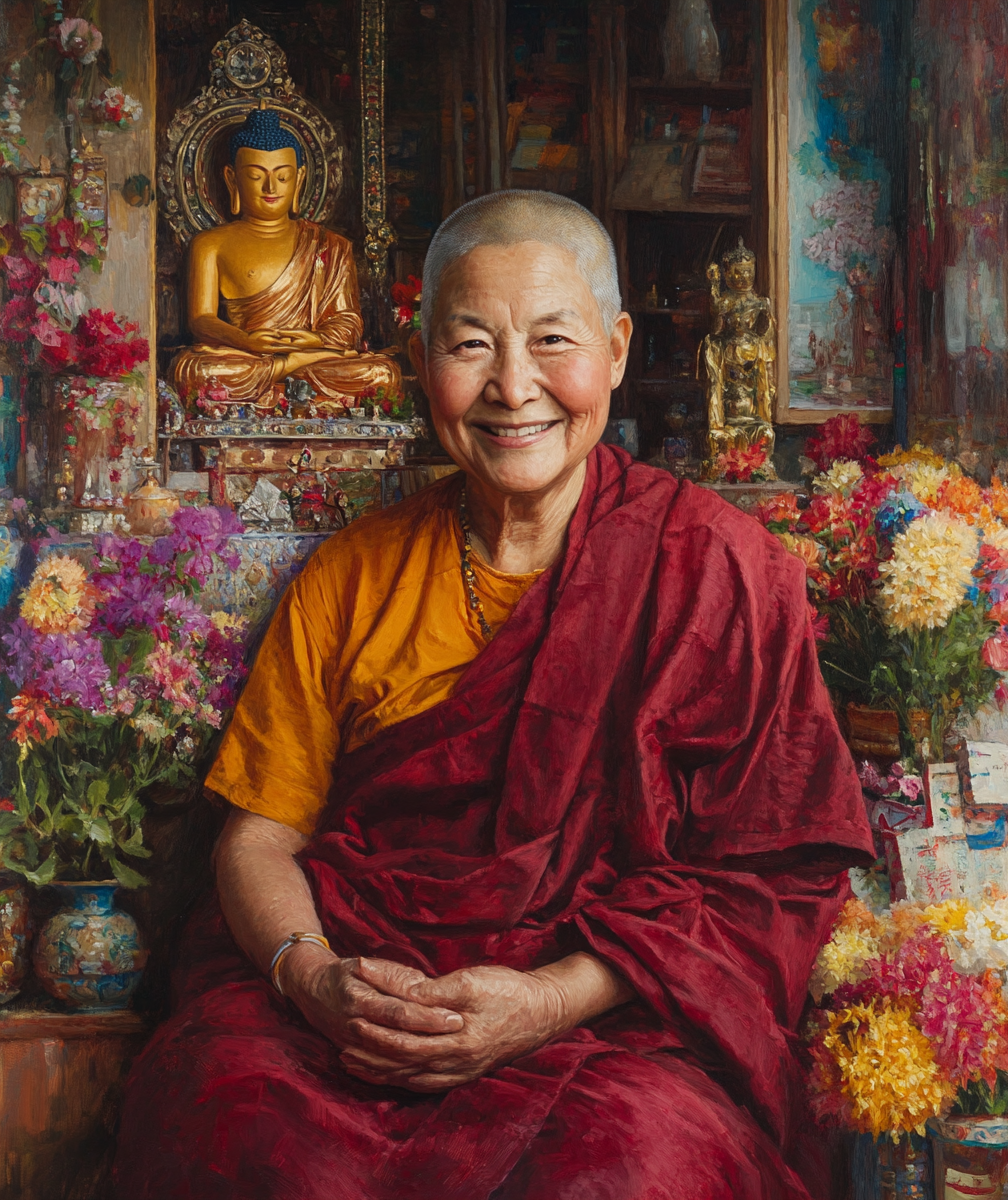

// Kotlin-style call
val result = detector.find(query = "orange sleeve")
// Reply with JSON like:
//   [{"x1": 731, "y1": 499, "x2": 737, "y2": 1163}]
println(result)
[{"x1": 204, "y1": 557, "x2": 342, "y2": 836}]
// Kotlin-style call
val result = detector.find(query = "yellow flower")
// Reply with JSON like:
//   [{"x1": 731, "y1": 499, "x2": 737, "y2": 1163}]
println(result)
[
  {"x1": 922, "y1": 898, "x2": 971, "y2": 935},
  {"x1": 892, "y1": 461, "x2": 953, "y2": 506},
  {"x1": 775, "y1": 532, "x2": 823, "y2": 572},
  {"x1": 876, "y1": 445, "x2": 948, "y2": 471},
  {"x1": 820, "y1": 1000, "x2": 953, "y2": 1138},
  {"x1": 810, "y1": 925, "x2": 881, "y2": 1002},
  {"x1": 876, "y1": 513, "x2": 977, "y2": 631},
  {"x1": 210, "y1": 611, "x2": 249, "y2": 637},
  {"x1": 20, "y1": 554, "x2": 96, "y2": 634},
  {"x1": 815, "y1": 459, "x2": 864, "y2": 496}
]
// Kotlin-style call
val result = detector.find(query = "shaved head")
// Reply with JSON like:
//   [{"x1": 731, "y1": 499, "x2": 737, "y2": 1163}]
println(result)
[{"x1": 421, "y1": 190, "x2": 622, "y2": 346}]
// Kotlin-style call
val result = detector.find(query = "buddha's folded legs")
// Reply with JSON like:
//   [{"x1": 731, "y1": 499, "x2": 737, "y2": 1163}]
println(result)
[{"x1": 172, "y1": 344, "x2": 401, "y2": 404}]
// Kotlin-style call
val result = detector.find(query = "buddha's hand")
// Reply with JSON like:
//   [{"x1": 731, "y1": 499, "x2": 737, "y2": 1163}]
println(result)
[
  {"x1": 272, "y1": 329, "x2": 326, "y2": 350},
  {"x1": 244, "y1": 329, "x2": 305, "y2": 355},
  {"x1": 337, "y1": 963, "x2": 568, "y2": 1093},
  {"x1": 283, "y1": 950, "x2": 465, "y2": 1052}
]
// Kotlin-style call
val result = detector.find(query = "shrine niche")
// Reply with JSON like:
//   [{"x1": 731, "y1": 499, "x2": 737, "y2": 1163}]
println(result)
[
  {"x1": 158, "y1": 19, "x2": 345, "y2": 246},
  {"x1": 155, "y1": 8, "x2": 420, "y2": 533}
]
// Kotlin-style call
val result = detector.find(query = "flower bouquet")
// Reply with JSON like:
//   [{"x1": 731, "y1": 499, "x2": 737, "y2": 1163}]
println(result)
[
  {"x1": 808, "y1": 897, "x2": 1008, "y2": 1139},
  {"x1": 713, "y1": 442, "x2": 773, "y2": 484},
  {"x1": 0, "y1": 507, "x2": 247, "y2": 888},
  {"x1": 391, "y1": 275, "x2": 422, "y2": 331},
  {"x1": 756, "y1": 419, "x2": 1008, "y2": 756}
]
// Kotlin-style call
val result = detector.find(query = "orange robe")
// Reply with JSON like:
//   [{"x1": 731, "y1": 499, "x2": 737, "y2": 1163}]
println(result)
[
  {"x1": 205, "y1": 474, "x2": 541, "y2": 834},
  {"x1": 172, "y1": 220, "x2": 401, "y2": 410}
]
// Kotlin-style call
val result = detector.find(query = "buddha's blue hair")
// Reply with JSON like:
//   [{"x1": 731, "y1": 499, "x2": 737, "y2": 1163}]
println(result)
[{"x1": 230, "y1": 109, "x2": 303, "y2": 167}]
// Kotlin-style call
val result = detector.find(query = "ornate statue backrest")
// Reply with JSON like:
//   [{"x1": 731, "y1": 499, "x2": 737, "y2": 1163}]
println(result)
[{"x1": 158, "y1": 20, "x2": 344, "y2": 247}]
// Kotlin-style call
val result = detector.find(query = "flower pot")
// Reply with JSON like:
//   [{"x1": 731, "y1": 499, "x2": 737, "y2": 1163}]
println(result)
[
  {"x1": 846, "y1": 703, "x2": 902, "y2": 761},
  {"x1": 0, "y1": 872, "x2": 32, "y2": 1006},
  {"x1": 33, "y1": 881, "x2": 148, "y2": 1010},
  {"x1": 877, "y1": 1134, "x2": 932, "y2": 1200},
  {"x1": 929, "y1": 1116, "x2": 1008, "y2": 1199}
]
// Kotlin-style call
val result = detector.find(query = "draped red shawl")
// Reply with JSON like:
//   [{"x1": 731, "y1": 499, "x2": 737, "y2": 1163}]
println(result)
[{"x1": 114, "y1": 446, "x2": 873, "y2": 1200}]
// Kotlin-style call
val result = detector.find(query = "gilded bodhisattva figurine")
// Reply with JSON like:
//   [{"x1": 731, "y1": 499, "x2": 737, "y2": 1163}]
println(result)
[
  {"x1": 699, "y1": 239, "x2": 777, "y2": 480},
  {"x1": 172, "y1": 107, "x2": 399, "y2": 413}
]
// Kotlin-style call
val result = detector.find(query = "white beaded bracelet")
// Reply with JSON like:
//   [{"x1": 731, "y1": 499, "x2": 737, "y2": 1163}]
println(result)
[{"x1": 269, "y1": 931, "x2": 331, "y2": 996}]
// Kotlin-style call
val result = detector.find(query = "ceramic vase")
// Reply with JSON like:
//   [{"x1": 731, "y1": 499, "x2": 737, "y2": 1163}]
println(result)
[
  {"x1": 33, "y1": 882, "x2": 148, "y2": 1010},
  {"x1": 661, "y1": 0, "x2": 722, "y2": 84},
  {"x1": 929, "y1": 1115, "x2": 1008, "y2": 1200},
  {"x1": 0, "y1": 872, "x2": 31, "y2": 1005},
  {"x1": 877, "y1": 1134, "x2": 933, "y2": 1200}
]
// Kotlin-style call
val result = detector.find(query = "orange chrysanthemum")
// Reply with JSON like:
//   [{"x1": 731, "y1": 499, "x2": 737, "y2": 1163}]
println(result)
[{"x1": 19, "y1": 555, "x2": 96, "y2": 634}]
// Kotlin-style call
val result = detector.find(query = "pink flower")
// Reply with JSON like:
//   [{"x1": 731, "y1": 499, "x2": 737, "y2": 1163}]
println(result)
[
  {"x1": 983, "y1": 634, "x2": 1008, "y2": 671},
  {"x1": 145, "y1": 643, "x2": 202, "y2": 711},
  {"x1": 47, "y1": 255, "x2": 79, "y2": 283},
  {"x1": 57, "y1": 18, "x2": 103, "y2": 64}
]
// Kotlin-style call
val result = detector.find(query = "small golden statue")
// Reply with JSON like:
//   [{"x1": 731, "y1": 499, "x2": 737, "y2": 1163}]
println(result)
[
  {"x1": 699, "y1": 239, "x2": 777, "y2": 481},
  {"x1": 172, "y1": 106, "x2": 400, "y2": 414}
]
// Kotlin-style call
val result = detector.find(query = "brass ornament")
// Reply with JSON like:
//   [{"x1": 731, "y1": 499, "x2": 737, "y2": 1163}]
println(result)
[
  {"x1": 360, "y1": 0, "x2": 395, "y2": 291},
  {"x1": 699, "y1": 239, "x2": 778, "y2": 482}
]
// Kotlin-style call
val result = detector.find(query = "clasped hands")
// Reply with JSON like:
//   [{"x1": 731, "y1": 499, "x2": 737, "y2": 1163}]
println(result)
[
  {"x1": 244, "y1": 328, "x2": 359, "y2": 357},
  {"x1": 284, "y1": 949, "x2": 570, "y2": 1093}
]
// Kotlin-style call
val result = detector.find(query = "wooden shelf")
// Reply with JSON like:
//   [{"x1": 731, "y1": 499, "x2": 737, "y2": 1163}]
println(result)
[
  {"x1": 617, "y1": 199, "x2": 752, "y2": 216},
  {"x1": 628, "y1": 78, "x2": 753, "y2": 106},
  {"x1": 0, "y1": 1006, "x2": 149, "y2": 1040},
  {"x1": 777, "y1": 407, "x2": 893, "y2": 426}
]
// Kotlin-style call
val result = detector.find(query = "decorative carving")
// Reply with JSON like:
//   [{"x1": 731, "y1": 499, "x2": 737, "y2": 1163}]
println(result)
[
  {"x1": 158, "y1": 20, "x2": 344, "y2": 246},
  {"x1": 360, "y1": 0, "x2": 395, "y2": 292}
]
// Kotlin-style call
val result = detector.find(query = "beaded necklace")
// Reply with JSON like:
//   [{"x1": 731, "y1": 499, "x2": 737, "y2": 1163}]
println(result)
[{"x1": 458, "y1": 490, "x2": 494, "y2": 642}]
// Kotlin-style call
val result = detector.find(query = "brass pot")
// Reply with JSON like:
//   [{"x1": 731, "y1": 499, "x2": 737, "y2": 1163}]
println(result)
[
  {"x1": 845, "y1": 703, "x2": 901, "y2": 761},
  {"x1": 125, "y1": 473, "x2": 179, "y2": 536}
]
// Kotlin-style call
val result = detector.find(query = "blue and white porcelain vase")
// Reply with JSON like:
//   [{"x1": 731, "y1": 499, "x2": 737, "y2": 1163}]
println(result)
[{"x1": 33, "y1": 882, "x2": 148, "y2": 1010}]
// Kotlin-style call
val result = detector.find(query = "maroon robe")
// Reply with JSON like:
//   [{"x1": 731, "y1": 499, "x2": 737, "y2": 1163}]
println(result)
[{"x1": 114, "y1": 446, "x2": 873, "y2": 1199}]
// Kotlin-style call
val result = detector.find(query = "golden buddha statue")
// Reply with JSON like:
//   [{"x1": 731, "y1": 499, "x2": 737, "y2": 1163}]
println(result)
[
  {"x1": 699, "y1": 239, "x2": 777, "y2": 480},
  {"x1": 172, "y1": 108, "x2": 400, "y2": 414}
]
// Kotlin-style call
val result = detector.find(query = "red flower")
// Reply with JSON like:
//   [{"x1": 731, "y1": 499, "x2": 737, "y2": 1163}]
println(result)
[
  {"x1": 391, "y1": 274, "x2": 422, "y2": 305},
  {"x1": 983, "y1": 634, "x2": 1008, "y2": 671},
  {"x1": 47, "y1": 255, "x2": 80, "y2": 283},
  {"x1": 2, "y1": 254, "x2": 43, "y2": 294},
  {"x1": 805, "y1": 414, "x2": 876, "y2": 472},
  {"x1": 0, "y1": 798, "x2": 14, "y2": 812},
  {"x1": 753, "y1": 492, "x2": 800, "y2": 529},
  {"x1": 715, "y1": 443, "x2": 769, "y2": 484},
  {"x1": 73, "y1": 308, "x2": 149, "y2": 378},
  {"x1": 0, "y1": 296, "x2": 37, "y2": 343}
]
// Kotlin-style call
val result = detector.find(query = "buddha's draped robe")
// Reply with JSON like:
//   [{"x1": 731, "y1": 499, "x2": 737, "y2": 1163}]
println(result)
[
  {"x1": 114, "y1": 447, "x2": 874, "y2": 1200},
  {"x1": 172, "y1": 220, "x2": 401, "y2": 408}
]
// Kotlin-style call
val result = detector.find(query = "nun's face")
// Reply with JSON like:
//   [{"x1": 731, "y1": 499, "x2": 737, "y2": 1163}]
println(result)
[
  {"x1": 224, "y1": 147, "x2": 305, "y2": 222},
  {"x1": 411, "y1": 241, "x2": 632, "y2": 500}
]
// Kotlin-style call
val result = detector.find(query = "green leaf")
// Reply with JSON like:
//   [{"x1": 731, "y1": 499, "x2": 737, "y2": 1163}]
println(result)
[
  {"x1": 108, "y1": 855, "x2": 148, "y2": 889},
  {"x1": 2, "y1": 848, "x2": 57, "y2": 886},
  {"x1": 117, "y1": 827, "x2": 151, "y2": 858},
  {"x1": 86, "y1": 779, "x2": 109, "y2": 810},
  {"x1": 84, "y1": 816, "x2": 113, "y2": 846}
]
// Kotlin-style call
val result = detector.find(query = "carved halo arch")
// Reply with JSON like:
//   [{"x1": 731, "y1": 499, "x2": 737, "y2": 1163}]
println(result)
[{"x1": 159, "y1": 20, "x2": 345, "y2": 246}]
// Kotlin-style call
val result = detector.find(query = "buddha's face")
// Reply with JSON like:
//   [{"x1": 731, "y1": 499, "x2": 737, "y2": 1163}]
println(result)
[
  {"x1": 411, "y1": 240, "x2": 632, "y2": 499},
  {"x1": 724, "y1": 258, "x2": 756, "y2": 292},
  {"x1": 223, "y1": 147, "x2": 305, "y2": 222}
]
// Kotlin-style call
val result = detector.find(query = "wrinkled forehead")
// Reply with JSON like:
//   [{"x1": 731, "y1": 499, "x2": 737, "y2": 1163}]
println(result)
[
  {"x1": 435, "y1": 240, "x2": 595, "y2": 317},
  {"x1": 233, "y1": 146, "x2": 299, "y2": 172}
]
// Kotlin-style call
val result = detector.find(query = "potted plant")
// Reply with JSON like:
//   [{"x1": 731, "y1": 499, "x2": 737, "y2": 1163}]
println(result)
[
  {"x1": 807, "y1": 897, "x2": 1008, "y2": 1197},
  {"x1": 0, "y1": 506, "x2": 248, "y2": 1008},
  {"x1": 755, "y1": 422, "x2": 1008, "y2": 760}
]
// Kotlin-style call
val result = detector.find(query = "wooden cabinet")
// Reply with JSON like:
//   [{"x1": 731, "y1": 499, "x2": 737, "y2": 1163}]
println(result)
[
  {"x1": 0, "y1": 1008, "x2": 148, "y2": 1200},
  {"x1": 591, "y1": 0, "x2": 771, "y2": 462}
]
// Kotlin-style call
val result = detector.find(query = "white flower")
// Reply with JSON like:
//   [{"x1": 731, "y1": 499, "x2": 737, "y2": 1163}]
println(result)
[
  {"x1": 945, "y1": 901, "x2": 1008, "y2": 974},
  {"x1": 131, "y1": 713, "x2": 169, "y2": 743},
  {"x1": 876, "y1": 513, "x2": 978, "y2": 632},
  {"x1": 815, "y1": 458, "x2": 864, "y2": 496}
]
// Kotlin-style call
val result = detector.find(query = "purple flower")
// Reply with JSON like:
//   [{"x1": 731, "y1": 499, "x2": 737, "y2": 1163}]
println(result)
[
  {"x1": 165, "y1": 592, "x2": 211, "y2": 639},
  {"x1": 3, "y1": 617, "x2": 37, "y2": 689},
  {"x1": 148, "y1": 537, "x2": 175, "y2": 566},
  {"x1": 37, "y1": 632, "x2": 110, "y2": 709},
  {"x1": 94, "y1": 571, "x2": 168, "y2": 638},
  {"x1": 94, "y1": 533, "x2": 147, "y2": 574},
  {"x1": 169, "y1": 507, "x2": 242, "y2": 583}
]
